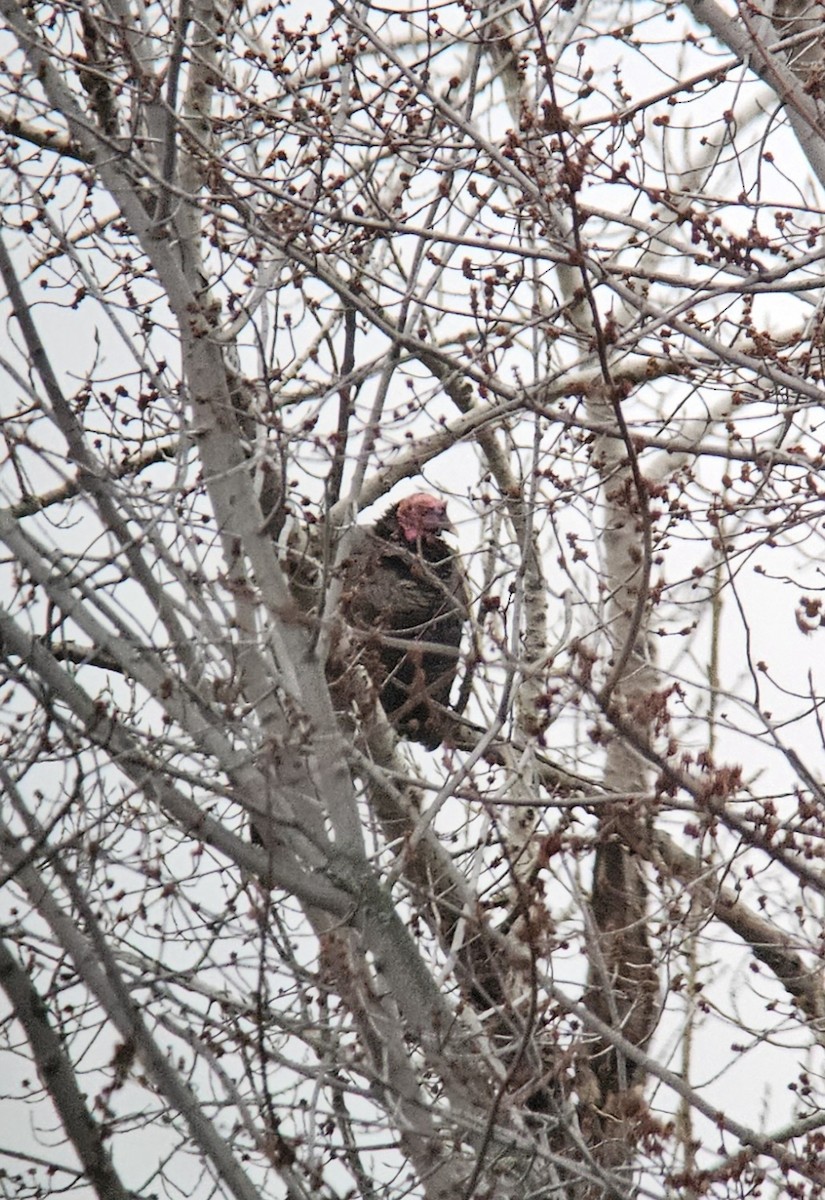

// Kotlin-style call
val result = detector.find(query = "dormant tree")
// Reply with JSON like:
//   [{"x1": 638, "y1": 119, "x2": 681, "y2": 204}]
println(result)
[{"x1": 1, "y1": 1, "x2": 825, "y2": 1197}]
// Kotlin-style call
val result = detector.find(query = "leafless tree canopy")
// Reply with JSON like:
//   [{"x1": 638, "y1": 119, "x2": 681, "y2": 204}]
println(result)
[{"x1": 2, "y1": 1, "x2": 825, "y2": 1197}]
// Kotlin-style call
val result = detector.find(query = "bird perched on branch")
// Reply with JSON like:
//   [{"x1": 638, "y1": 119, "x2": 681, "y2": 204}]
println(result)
[
  {"x1": 339, "y1": 493, "x2": 468, "y2": 750},
  {"x1": 582, "y1": 839, "x2": 659, "y2": 1104}
]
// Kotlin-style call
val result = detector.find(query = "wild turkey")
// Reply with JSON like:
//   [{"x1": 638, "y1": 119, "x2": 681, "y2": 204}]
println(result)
[
  {"x1": 339, "y1": 493, "x2": 468, "y2": 749},
  {"x1": 582, "y1": 839, "x2": 659, "y2": 1102}
]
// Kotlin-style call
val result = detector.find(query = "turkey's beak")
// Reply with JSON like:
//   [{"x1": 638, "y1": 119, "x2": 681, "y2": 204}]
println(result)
[{"x1": 422, "y1": 506, "x2": 454, "y2": 535}]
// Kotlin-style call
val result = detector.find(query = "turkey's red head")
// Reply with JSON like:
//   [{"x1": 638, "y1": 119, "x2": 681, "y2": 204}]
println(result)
[{"x1": 394, "y1": 493, "x2": 453, "y2": 543}]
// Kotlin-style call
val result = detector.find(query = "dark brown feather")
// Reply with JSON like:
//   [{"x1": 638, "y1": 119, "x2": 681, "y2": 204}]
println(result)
[
  {"x1": 339, "y1": 500, "x2": 467, "y2": 749},
  {"x1": 582, "y1": 840, "x2": 659, "y2": 1101}
]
